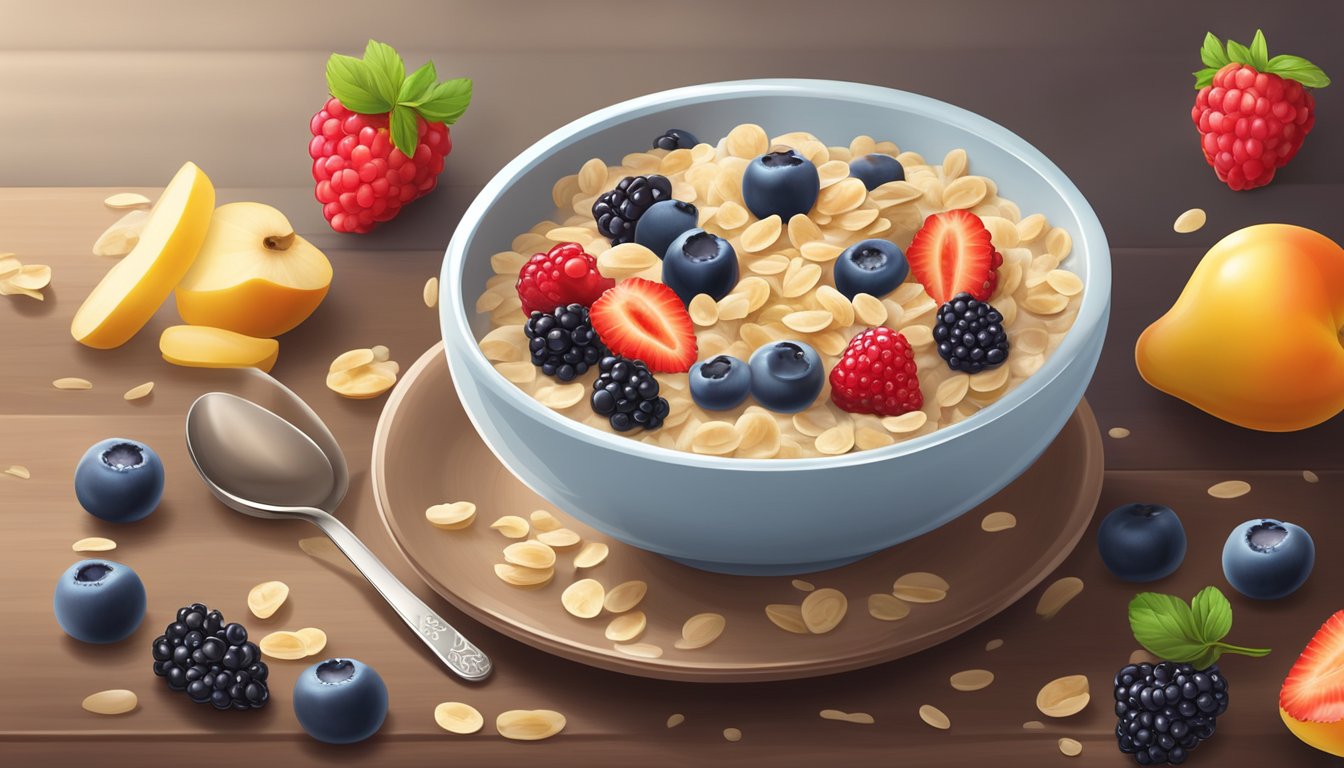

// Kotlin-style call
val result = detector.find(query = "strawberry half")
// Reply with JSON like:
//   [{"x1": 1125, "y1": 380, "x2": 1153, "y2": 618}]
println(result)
[
  {"x1": 906, "y1": 210, "x2": 998, "y2": 303},
  {"x1": 589, "y1": 278, "x2": 697, "y2": 373},
  {"x1": 1281, "y1": 611, "x2": 1344, "y2": 723}
]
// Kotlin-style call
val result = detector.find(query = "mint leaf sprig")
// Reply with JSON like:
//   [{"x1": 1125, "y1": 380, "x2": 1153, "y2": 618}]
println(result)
[
  {"x1": 325, "y1": 40, "x2": 473, "y2": 157},
  {"x1": 1129, "y1": 586, "x2": 1271, "y2": 669},
  {"x1": 1195, "y1": 30, "x2": 1330, "y2": 90}
]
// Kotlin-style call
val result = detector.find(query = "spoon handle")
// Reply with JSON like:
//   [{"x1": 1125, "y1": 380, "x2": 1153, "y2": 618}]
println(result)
[{"x1": 310, "y1": 512, "x2": 492, "y2": 681}]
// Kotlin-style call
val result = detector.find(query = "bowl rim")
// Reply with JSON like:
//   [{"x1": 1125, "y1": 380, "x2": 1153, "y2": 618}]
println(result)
[{"x1": 441, "y1": 78, "x2": 1111, "y2": 472}]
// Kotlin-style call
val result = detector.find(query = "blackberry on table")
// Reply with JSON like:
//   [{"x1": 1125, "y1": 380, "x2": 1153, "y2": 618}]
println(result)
[
  {"x1": 524, "y1": 304, "x2": 607, "y2": 381},
  {"x1": 1113, "y1": 662, "x2": 1228, "y2": 765},
  {"x1": 152, "y1": 603, "x2": 269, "y2": 711},
  {"x1": 933, "y1": 292, "x2": 1009, "y2": 374},
  {"x1": 592, "y1": 174, "x2": 673, "y2": 245},
  {"x1": 590, "y1": 355, "x2": 670, "y2": 432}
]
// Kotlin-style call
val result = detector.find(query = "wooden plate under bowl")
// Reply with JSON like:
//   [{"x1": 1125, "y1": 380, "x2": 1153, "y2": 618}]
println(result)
[{"x1": 372, "y1": 343, "x2": 1104, "y2": 683}]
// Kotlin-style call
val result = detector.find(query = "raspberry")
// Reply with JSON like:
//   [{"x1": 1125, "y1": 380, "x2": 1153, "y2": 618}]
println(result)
[
  {"x1": 1191, "y1": 31, "x2": 1328, "y2": 191},
  {"x1": 516, "y1": 243, "x2": 615, "y2": 316},
  {"x1": 829, "y1": 327, "x2": 923, "y2": 416}
]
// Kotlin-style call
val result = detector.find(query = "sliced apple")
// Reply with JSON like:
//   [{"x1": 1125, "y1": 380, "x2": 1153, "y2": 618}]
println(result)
[
  {"x1": 160, "y1": 325, "x2": 279, "y2": 372},
  {"x1": 175, "y1": 202, "x2": 333, "y2": 338},
  {"x1": 71, "y1": 162, "x2": 215, "y2": 349}
]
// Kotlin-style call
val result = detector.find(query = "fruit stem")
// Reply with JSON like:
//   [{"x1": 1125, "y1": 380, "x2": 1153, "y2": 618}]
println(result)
[
  {"x1": 263, "y1": 232, "x2": 296, "y2": 251},
  {"x1": 1213, "y1": 641, "x2": 1272, "y2": 658}
]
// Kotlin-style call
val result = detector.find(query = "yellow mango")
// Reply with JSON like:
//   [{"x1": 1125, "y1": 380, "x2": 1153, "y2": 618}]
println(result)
[{"x1": 159, "y1": 325, "x2": 279, "y2": 372}]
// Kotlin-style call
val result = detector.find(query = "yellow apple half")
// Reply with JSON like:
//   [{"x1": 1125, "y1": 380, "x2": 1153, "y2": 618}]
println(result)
[
  {"x1": 71, "y1": 162, "x2": 215, "y2": 349},
  {"x1": 175, "y1": 202, "x2": 332, "y2": 338},
  {"x1": 1282, "y1": 707, "x2": 1344, "y2": 757},
  {"x1": 159, "y1": 325, "x2": 279, "y2": 372}
]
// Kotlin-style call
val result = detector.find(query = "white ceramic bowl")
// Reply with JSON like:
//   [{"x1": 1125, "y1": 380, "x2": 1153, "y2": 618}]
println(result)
[{"x1": 441, "y1": 79, "x2": 1110, "y2": 575}]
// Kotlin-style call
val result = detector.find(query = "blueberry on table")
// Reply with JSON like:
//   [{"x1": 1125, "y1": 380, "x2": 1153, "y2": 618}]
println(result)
[
  {"x1": 74, "y1": 437, "x2": 164, "y2": 523},
  {"x1": 689, "y1": 355, "x2": 752, "y2": 411},
  {"x1": 653, "y1": 128, "x2": 699, "y2": 151},
  {"x1": 663, "y1": 228, "x2": 740, "y2": 304},
  {"x1": 634, "y1": 199, "x2": 699, "y2": 261},
  {"x1": 53, "y1": 559, "x2": 146, "y2": 644},
  {"x1": 833, "y1": 238, "x2": 909, "y2": 300},
  {"x1": 748, "y1": 341, "x2": 824, "y2": 413},
  {"x1": 293, "y1": 658, "x2": 388, "y2": 744},
  {"x1": 1222, "y1": 518, "x2": 1314, "y2": 600},
  {"x1": 848, "y1": 153, "x2": 905, "y2": 190},
  {"x1": 742, "y1": 149, "x2": 820, "y2": 221},
  {"x1": 1096, "y1": 503, "x2": 1187, "y2": 582}
]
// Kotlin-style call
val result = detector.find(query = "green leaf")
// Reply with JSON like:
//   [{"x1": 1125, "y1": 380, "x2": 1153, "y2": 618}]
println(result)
[
  {"x1": 1130, "y1": 593, "x2": 1207, "y2": 661},
  {"x1": 325, "y1": 53, "x2": 392, "y2": 114},
  {"x1": 1267, "y1": 54, "x2": 1332, "y2": 88},
  {"x1": 1200, "y1": 33, "x2": 1229, "y2": 69},
  {"x1": 362, "y1": 39, "x2": 406, "y2": 106},
  {"x1": 389, "y1": 104, "x2": 419, "y2": 158},
  {"x1": 1226, "y1": 38, "x2": 1253, "y2": 66},
  {"x1": 399, "y1": 61, "x2": 437, "y2": 104},
  {"x1": 1249, "y1": 29, "x2": 1270, "y2": 71},
  {"x1": 1191, "y1": 586, "x2": 1233, "y2": 644},
  {"x1": 1193, "y1": 67, "x2": 1221, "y2": 89},
  {"x1": 412, "y1": 78, "x2": 473, "y2": 125}
]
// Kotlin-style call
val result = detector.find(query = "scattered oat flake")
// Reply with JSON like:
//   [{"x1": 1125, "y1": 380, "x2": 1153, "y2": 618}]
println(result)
[
  {"x1": 490, "y1": 515, "x2": 530, "y2": 539},
  {"x1": 867, "y1": 593, "x2": 911, "y2": 621},
  {"x1": 259, "y1": 631, "x2": 309, "y2": 660},
  {"x1": 53, "y1": 377, "x2": 93, "y2": 390},
  {"x1": 82, "y1": 689, "x2": 137, "y2": 715},
  {"x1": 537, "y1": 527, "x2": 581, "y2": 548},
  {"x1": 1304, "y1": 470, "x2": 1320, "y2": 483},
  {"x1": 435, "y1": 701, "x2": 484, "y2": 734},
  {"x1": 950, "y1": 669, "x2": 995, "y2": 691},
  {"x1": 494, "y1": 563, "x2": 554, "y2": 587},
  {"x1": 1107, "y1": 427, "x2": 1131, "y2": 439},
  {"x1": 496, "y1": 709, "x2": 565, "y2": 741},
  {"x1": 1173, "y1": 208, "x2": 1206, "y2": 234},
  {"x1": 423, "y1": 276, "x2": 440, "y2": 307},
  {"x1": 72, "y1": 537, "x2": 116, "y2": 552},
  {"x1": 426, "y1": 501, "x2": 476, "y2": 529},
  {"x1": 801, "y1": 588, "x2": 847, "y2": 634},
  {"x1": 791, "y1": 578, "x2": 815, "y2": 591},
  {"x1": 603, "y1": 580, "x2": 647, "y2": 613},
  {"x1": 614, "y1": 642, "x2": 663, "y2": 659},
  {"x1": 980, "y1": 511, "x2": 1017, "y2": 532},
  {"x1": 892, "y1": 572, "x2": 949, "y2": 603},
  {"x1": 5, "y1": 465, "x2": 31, "y2": 479},
  {"x1": 674, "y1": 612, "x2": 725, "y2": 650},
  {"x1": 765, "y1": 603, "x2": 809, "y2": 634},
  {"x1": 605, "y1": 611, "x2": 647, "y2": 642},
  {"x1": 573, "y1": 541, "x2": 609, "y2": 569},
  {"x1": 723, "y1": 727, "x2": 742, "y2": 742},
  {"x1": 530, "y1": 509, "x2": 562, "y2": 532},
  {"x1": 1037, "y1": 675, "x2": 1090, "y2": 718},
  {"x1": 104, "y1": 192, "x2": 152, "y2": 209},
  {"x1": 562, "y1": 578, "x2": 605, "y2": 618},
  {"x1": 1023, "y1": 720, "x2": 1045, "y2": 730},
  {"x1": 1208, "y1": 480, "x2": 1251, "y2": 499},
  {"x1": 123, "y1": 381, "x2": 154, "y2": 401},
  {"x1": 247, "y1": 581, "x2": 289, "y2": 619},
  {"x1": 1037, "y1": 577, "x2": 1084, "y2": 619},
  {"x1": 1059, "y1": 737, "x2": 1083, "y2": 757},
  {"x1": 985, "y1": 638, "x2": 1004, "y2": 652},
  {"x1": 918, "y1": 704, "x2": 950, "y2": 730},
  {"x1": 820, "y1": 709, "x2": 875, "y2": 724},
  {"x1": 666, "y1": 713, "x2": 685, "y2": 728},
  {"x1": 295, "y1": 627, "x2": 327, "y2": 655}
]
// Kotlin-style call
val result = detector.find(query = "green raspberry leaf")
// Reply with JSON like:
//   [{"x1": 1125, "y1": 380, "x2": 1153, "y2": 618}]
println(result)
[
  {"x1": 1193, "y1": 67, "x2": 1221, "y2": 90},
  {"x1": 1267, "y1": 54, "x2": 1332, "y2": 88},
  {"x1": 1249, "y1": 29, "x2": 1270, "y2": 71},
  {"x1": 412, "y1": 78, "x2": 473, "y2": 125},
  {"x1": 326, "y1": 53, "x2": 392, "y2": 115},
  {"x1": 1226, "y1": 38, "x2": 1253, "y2": 66},
  {"x1": 389, "y1": 104, "x2": 420, "y2": 159},
  {"x1": 1200, "y1": 32, "x2": 1229, "y2": 69},
  {"x1": 362, "y1": 40, "x2": 406, "y2": 107},
  {"x1": 1190, "y1": 586, "x2": 1233, "y2": 644},
  {"x1": 399, "y1": 61, "x2": 437, "y2": 104},
  {"x1": 1130, "y1": 592, "x2": 1207, "y2": 662}
]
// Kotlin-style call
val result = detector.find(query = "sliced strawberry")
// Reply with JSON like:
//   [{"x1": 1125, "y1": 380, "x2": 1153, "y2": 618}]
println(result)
[
  {"x1": 1281, "y1": 610, "x2": 1344, "y2": 723},
  {"x1": 906, "y1": 210, "x2": 998, "y2": 303},
  {"x1": 589, "y1": 278, "x2": 697, "y2": 373}
]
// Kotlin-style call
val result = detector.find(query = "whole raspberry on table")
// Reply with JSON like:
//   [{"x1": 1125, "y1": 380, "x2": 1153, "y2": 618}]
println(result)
[
  {"x1": 1191, "y1": 30, "x2": 1329, "y2": 191},
  {"x1": 829, "y1": 327, "x2": 923, "y2": 416},
  {"x1": 309, "y1": 40, "x2": 472, "y2": 233},
  {"x1": 516, "y1": 242, "x2": 615, "y2": 316}
]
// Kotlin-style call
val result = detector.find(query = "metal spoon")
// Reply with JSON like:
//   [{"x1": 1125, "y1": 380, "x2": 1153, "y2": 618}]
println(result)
[{"x1": 185, "y1": 392, "x2": 491, "y2": 681}]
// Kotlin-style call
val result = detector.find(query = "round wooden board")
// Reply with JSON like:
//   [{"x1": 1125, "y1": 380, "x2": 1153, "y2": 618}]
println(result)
[{"x1": 372, "y1": 343, "x2": 1104, "y2": 682}]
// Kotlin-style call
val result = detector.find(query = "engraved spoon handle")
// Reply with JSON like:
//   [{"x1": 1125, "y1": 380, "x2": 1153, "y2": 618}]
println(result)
[{"x1": 308, "y1": 510, "x2": 491, "y2": 681}]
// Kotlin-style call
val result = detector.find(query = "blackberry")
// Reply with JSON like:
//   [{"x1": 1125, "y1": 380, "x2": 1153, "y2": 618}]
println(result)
[
  {"x1": 1113, "y1": 662, "x2": 1228, "y2": 765},
  {"x1": 152, "y1": 603, "x2": 269, "y2": 711},
  {"x1": 592, "y1": 174, "x2": 673, "y2": 245},
  {"x1": 524, "y1": 304, "x2": 607, "y2": 381},
  {"x1": 933, "y1": 292, "x2": 1010, "y2": 374},
  {"x1": 590, "y1": 355, "x2": 670, "y2": 432},
  {"x1": 653, "y1": 128, "x2": 699, "y2": 151}
]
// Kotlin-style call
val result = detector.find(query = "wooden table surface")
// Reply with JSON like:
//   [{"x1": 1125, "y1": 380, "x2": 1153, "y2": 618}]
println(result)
[{"x1": 5, "y1": 2, "x2": 1344, "y2": 766}]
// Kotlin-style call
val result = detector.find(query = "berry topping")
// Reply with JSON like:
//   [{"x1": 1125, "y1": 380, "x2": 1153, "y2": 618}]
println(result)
[
  {"x1": 689, "y1": 355, "x2": 753, "y2": 411},
  {"x1": 1281, "y1": 611, "x2": 1344, "y2": 724},
  {"x1": 1192, "y1": 30, "x2": 1329, "y2": 191},
  {"x1": 748, "y1": 341, "x2": 825, "y2": 413},
  {"x1": 310, "y1": 40, "x2": 472, "y2": 233},
  {"x1": 906, "y1": 210, "x2": 1000, "y2": 303},
  {"x1": 848, "y1": 153, "x2": 905, "y2": 190},
  {"x1": 592, "y1": 174, "x2": 673, "y2": 245},
  {"x1": 152, "y1": 603, "x2": 269, "y2": 711},
  {"x1": 1222, "y1": 518, "x2": 1314, "y2": 600},
  {"x1": 741, "y1": 149, "x2": 821, "y2": 221},
  {"x1": 663, "y1": 228, "x2": 740, "y2": 304},
  {"x1": 653, "y1": 128, "x2": 700, "y2": 151},
  {"x1": 1097, "y1": 503, "x2": 1188, "y2": 582},
  {"x1": 516, "y1": 242, "x2": 615, "y2": 316},
  {"x1": 833, "y1": 238, "x2": 909, "y2": 300},
  {"x1": 590, "y1": 355, "x2": 671, "y2": 432},
  {"x1": 588, "y1": 278, "x2": 697, "y2": 373},
  {"x1": 933, "y1": 292, "x2": 1010, "y2": 373},
  {"x1": 524, "y1": 304, "x2": 608, "y2": 382},
  {"x1": 634, "y1": 199, "x2": 700, "y2": 260},
  {"x1": 1114, "y1": 662, "x2": 1227, "y2": 765},
  {"x1": 829, "y1": 327, "x2": 922, "y2": 416}
]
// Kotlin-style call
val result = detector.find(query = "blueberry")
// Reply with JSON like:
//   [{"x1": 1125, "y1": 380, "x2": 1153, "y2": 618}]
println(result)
[
  {"x1": 748, "y1": 341, "x2": 824, "y2": 413},
  {"x1": 53, "y1": 559, "x2": 146, "y2": 644},
  {"x1": 833, "y1": 238, "x2": 909, "y2": 300},
  {"x1": 634, "y1": 199, "x2": 699, "y2": 261},
  {"x1": 293, "y1": 658, "x2": 388, "y2": 744},
  {"x1": 662, "y1": 228, "x2": 739, "y2": 304},
  {"x1": 742, "y1": 149, "x2": 820, "y2": 221},
  {"x1": 848, "y1": 153, "x2": 905, "y2": 190},
  {"x1": 689, "y1": 355, "x2": 752, "y2": 411},
  {"x1": 1222, "y1": 519, "x2": 1314, "y2": 600},
  {"x1": 1096, "y1": 504, "x2": 1187, "y2": 582},
  {"x1": 74, "y1": 438, "x2": 164, "y2": 523},
  {"x1": 653, "y1": 128, "x2": 699, "y2": 151}
]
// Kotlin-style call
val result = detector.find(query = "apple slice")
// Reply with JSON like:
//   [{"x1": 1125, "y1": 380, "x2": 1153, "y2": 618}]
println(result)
[
  {"x1": 159, "y1": 325, "x2": 279, "y2": 372},
  {"x1": 71, "y1": 162, "x2": 215, "y2": 349}
]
